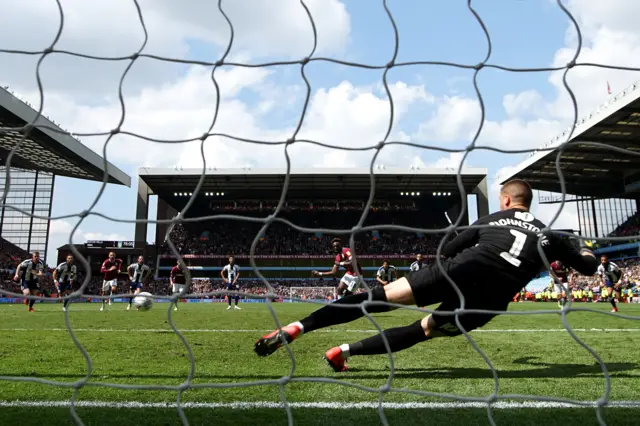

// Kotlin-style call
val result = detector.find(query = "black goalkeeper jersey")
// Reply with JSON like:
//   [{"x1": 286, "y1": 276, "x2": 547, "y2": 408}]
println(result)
[{"x1": 440, "y1": 208, "x2": 598, "y2": 290}]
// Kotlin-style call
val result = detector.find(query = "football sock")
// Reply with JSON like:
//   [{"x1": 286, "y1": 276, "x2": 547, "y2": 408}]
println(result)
[
  {"x1": 346, "y1": 320, "x2": 428, "y2": 356},
  {"x1": 63, "y1": 299, "x2": 69, "y2": 308},
  {"x1": 29, "y1": 299, "x2": 35, "y2": 308},
  {"x1": 611, "y1": 297, "x2": 617, "y2": 309},
  {"x1": 235, "y1": 296, "x2": 239, "y2": 306},
  {"x1": 129, "y1": 297, "x2": 133, "y2": 306},
  {"x1": 299, "y1": 287, "x2": 391, "y2": 334}
]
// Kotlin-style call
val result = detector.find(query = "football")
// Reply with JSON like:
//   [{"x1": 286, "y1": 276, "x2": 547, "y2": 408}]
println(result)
[{"x1": 133, "y1": 292, "x2": 153, "y2": 311}]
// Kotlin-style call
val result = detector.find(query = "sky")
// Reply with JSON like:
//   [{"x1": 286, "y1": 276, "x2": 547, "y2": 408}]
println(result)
[{"x1": 2, "y1": 0, "x2": 640, "y2": 265}]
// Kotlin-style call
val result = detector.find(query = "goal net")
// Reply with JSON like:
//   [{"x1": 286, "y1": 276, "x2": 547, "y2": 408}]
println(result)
[
  {"x1": 288, "y1": 286, "x2": 336, "y2": 302},
  {"x1": 0, "y1": 0, "x2": 639, "y2": 425}
]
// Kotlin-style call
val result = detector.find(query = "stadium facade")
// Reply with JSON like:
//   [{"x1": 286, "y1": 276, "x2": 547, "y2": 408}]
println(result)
[
  {"x1": 502, "y1": 79, "x2": 640, "y2": 262},
  {"x1": 136, "y1": 167, "x2": 488, "y2": 281},
  {"x1": 0, "y1": 86, "x2": 131, "y2": 261}
]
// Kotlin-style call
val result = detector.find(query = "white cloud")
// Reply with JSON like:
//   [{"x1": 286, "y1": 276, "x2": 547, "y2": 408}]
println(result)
[
  {"x1": 415, "y1": 96, "x2": 480, "y2": 145},
  {"x1": 5, "y1": 0, "x2": 640, "y2": 255},
  {"x1": 503, "y1": 90, "x2": 547, "y2": 119},
  {"x1": 0, "y1": 0, "x2": 351, "y2": 96}
]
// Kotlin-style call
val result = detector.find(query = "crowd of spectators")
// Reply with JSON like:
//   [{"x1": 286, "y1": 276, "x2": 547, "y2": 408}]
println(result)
[
  {"x1": 515, "y1": 257, "x2": 640, "y2": 303},
  {"x1": 609, "y1": 212, "x2": 640, "y2": 239},
  {"x1": 0, "y1": 237, "x2": 31, "y2": 286},
  {"x1": 160, "y1": 200, "x2": 446, "y2": 257}
]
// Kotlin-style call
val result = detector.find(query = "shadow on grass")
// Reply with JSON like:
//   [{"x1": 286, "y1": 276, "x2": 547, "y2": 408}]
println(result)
[{"x1": 3, "y1": 358, "x2": 637, "y2": 381}]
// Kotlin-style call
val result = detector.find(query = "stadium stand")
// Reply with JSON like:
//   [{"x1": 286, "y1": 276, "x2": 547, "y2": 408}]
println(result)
[
  {"x1": 158, "y1": 202, "x2": 442, "y2": 256},
  {"x1": 503, "y1": 80, "x2": 640, "y2": 303},
  {"x1": 0, "y1": 86, "x2": 131, "y2": 297}
]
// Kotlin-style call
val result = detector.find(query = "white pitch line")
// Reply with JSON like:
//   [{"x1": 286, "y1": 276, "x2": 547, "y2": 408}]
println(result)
[
  {"x1": 0, "y1": 400, "x2": 639, "y2": 409},
  {"x1": 0, "y1": 327, "x2": 639, "y2": 333}
]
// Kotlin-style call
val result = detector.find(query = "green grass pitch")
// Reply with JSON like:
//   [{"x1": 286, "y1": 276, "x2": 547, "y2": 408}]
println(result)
[{"x1": 0, "y1": 300, "x2": 639, "y2": 425}]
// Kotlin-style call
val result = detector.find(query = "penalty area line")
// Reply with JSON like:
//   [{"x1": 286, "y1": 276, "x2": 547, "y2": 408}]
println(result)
[
  {"x1": 0, "y1": 400, "x2": 639, "y2": 409},
  {"x1": 0, "y1": 328, "x2": 639, "y2": 333}
]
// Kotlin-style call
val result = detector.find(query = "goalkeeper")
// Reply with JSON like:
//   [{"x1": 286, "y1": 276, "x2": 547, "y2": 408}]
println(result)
[{"x1": 253, "y1": 180, "x2": 599, "y2": 372}]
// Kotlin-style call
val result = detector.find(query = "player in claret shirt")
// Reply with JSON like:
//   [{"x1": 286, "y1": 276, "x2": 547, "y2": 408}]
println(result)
[
  {"x1": 312, "y1": 238, "x2": 364, "y2": 299},
  {"x1": 254, "y1": 180, "x2": 600, "y2": 372},
  {"x1": 170, "y1": 260, "x2": 186, "y2": 311},
  {"x1": 100, "y1": 252, "x2": 123, "y2": 311},
  {"x1": 550, "y1": 260, "x2": 570, "y2": 308}
]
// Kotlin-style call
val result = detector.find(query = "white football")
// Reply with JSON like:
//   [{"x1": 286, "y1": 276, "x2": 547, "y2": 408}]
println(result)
[{"x1": 133, "y1": 292, "x2": 153, "y2": 311}]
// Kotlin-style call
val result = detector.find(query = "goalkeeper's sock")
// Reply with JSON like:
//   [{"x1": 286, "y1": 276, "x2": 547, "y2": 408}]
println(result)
[
  {"x1": 345, "y1": 320, "x2": 428, "y2": 356},
  {"x1": 299, "y1": 287, "x2": 391, "y2": 334}
]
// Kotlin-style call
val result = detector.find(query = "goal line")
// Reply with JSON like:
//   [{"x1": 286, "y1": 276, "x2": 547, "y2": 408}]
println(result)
[{"x1": 1, "y1": 400, "x2": 639, "y2": 410}]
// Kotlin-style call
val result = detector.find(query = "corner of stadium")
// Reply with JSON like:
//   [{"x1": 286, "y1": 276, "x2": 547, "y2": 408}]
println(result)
[{"x1": 0, "y1": 87, "x2": 130, "y2": 271}]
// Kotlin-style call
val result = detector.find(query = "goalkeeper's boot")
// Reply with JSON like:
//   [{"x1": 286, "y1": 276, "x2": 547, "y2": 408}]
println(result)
[
  {"x1": 323, "y1": 346, "x2": 348, "y2": 372},
  {"x1": 254, "y1": 324, "x2": 301, "y2": 357}
]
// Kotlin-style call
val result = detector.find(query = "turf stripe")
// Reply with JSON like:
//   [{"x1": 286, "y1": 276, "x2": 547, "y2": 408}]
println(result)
[
  {"x1": 0, "y1": 327, "x2": 638, "y2": 333},
  {"x1": 0, "y1": 400, "x2": 638, "y2": 409}
]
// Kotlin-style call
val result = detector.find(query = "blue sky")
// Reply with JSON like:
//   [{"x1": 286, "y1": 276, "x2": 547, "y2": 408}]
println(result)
[{"x1": 2, "y1": 0, "x2": 638, "y2": 265}]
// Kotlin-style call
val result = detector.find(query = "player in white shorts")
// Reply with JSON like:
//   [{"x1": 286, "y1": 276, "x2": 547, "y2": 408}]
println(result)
[
  {"x1": 100, "y1": 252, "x2": 123, "y2": 311},
  {"x1": 312, "y1": 238, "x2": 365, "y2": 299},
  {"x1": 340, "y1": 273, "x2": 364, "y2": 293}
]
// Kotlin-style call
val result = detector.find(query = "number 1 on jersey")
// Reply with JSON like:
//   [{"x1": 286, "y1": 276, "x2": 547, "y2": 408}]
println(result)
[{"x1": 500, "y1": 229, "x2": 527, "y2": 267}]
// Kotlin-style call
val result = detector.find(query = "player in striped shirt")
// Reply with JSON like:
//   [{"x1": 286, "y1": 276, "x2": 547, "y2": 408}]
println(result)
[
  {"x1": 376, "y1": 261, "x2": 397, "y2": 287},
  {"x1": 13, "y1": 252, "x2": 45, "y2": 312},
  {"x1": 53, "y1": 254, "x2": 77, "y2": 312},
  {"x1": 100, "y1": 252, "x2": 123, "y2": 311},
  {"x1": 221, "y1": 256, "x2": 241, "y2": 310},
  {"x1": 597, "y1": 255, "x2": 623, "y2": 313},
  {"x1": 127, "y1": 256, "x2": 151, "y2": 311},
  {"x1": 409, "y1": 254, "x2": 428, "y2": 272}
]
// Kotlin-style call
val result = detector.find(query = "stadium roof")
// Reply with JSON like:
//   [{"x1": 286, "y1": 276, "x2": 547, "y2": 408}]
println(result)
[
  {"x1": 0, "y1": 87, "x2": 131, "y2": 186},
  {"x1": 139, "y1": 167, "x2": 488, "y2": 199},
  {"x1": 501, "y1": 80, "x2": 640, "y2": 200}
]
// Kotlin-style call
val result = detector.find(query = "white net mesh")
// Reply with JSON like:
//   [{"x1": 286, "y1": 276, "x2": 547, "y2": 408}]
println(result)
[{"x1": 1, "y1": 1, "x2": 640, "y2": 425}]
